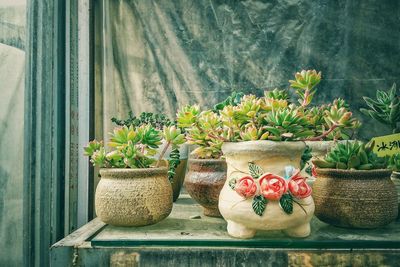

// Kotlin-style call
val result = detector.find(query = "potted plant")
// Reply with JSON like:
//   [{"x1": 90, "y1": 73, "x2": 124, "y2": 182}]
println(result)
[
  {"x1": 216, "y1": 70, "x2": 362, "y2": 238},
  {"x1": 389, "y1": 153, "x2": 400, "y2": 218},
  {"x1": 216, "y1": 91, "x2": 316, "y2": 238},
  {"x1": 312, "y1": 141, "x2": 398, "y2": 228},
  {"x1": 84, "y1": 123, "x2": 185, "y2": 226},
  {"x1": 111, "y1": 111, "x2": 188, "y2": 202},
  {"x1": 177, "y1": 104, "x2": 228, "y2": 217}
]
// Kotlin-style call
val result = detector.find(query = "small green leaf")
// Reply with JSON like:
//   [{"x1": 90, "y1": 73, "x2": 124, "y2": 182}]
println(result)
[
  {"x1": 279, "y1": 193, "x2": 293, "y2": 214},
  {"x1": 252, "y1": 195, "x2": 267, "y2": 216},
  {"x1": 248, "y1": 162, "x2": 263, "y2": 179},
  {"x1": 228, "y1": 178, "x2": 237, "y2": 190}
]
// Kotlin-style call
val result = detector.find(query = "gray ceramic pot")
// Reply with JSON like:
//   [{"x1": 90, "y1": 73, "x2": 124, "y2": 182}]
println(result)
[{"x1": 96, "y1": 167, "x2": 172, "y2": 226}]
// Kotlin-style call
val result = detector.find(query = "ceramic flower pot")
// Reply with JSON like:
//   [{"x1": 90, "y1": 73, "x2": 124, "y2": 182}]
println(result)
[
  {"x1": 219, "y1": 141, "x2": 315, "y2": 239},
  {"x1": 390, "y1": 171, "x2": 400, "y2": 220},
  {"x1": 96, "y1": 167, "x2": 173, "y2": 226},
  {"x1": 313, "y1": 168, "x2": 398, "y2": 228},
  {"x1": 184, "y1": 158, "x2": 227, "y2": 217}
]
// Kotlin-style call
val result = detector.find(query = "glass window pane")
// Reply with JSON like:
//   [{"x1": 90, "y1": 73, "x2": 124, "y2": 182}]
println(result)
[{"x1": 0, "y1": 0, "x2": 26, "y2": 265}]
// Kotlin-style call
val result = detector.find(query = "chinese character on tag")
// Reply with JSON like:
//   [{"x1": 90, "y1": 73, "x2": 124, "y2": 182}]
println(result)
[{"x1": 371, "y1": 133, "x2": 400, "y2": 157}]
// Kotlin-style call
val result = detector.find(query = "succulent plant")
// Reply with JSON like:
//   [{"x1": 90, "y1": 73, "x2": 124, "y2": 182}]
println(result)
[
  {"x1": 111, "y1": 111, "x2": 175, "y2": 130},
  {"x1": 177, "y1": 106, "x2": 224, "y2": 159},
  {"x1": 388, "y1": 153, "x2": 400, "y2": 172},
  {"x1": 289, "y1": 70, "x2": 321, "y2": 107},
  {"x1": 213, "y1": 91, "x2": 245, "y2": 111},
  {"x1": 84, "y1": 124, "x2": 185, "y2": 175},
  {"x1": 111, "y1": 112, "x2": 185, "y2": 180},
  {"x1": 265, "y1": 88, "x2": 289, "y2": 100},
  {"x1": 312, "y1": 141, "x2": 388, "y2": 170},
  {"x1": 177, "y1": 70, "x2": 361, "y2": 152},
  {"x1": 263, "y1": 107, "x2": 315, "y2": 141},
  {"x1": 360, "y1": 83, "x2": 400, "y2": 133}
]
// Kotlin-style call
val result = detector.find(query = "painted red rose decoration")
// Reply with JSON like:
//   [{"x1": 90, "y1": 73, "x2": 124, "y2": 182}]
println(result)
[
  {"x1": 229, "y1": 162, "x2": 312, "y2": 216},
  {"x1": 259, "y1": 174, "x2": 288, "y2": 200},
  {"x1": 235, "y1": 176, "x2": 258, "y2": 198},
  {"x1": 288, "y1": 170, "x2": 312, "y2": 199}
]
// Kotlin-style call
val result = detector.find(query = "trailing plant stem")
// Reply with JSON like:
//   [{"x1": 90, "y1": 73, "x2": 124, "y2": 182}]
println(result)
[
  {"x1": 156, "y1": 141, "x2": 171, "y2": 167},
  {"x1": 303, "y1": 124, "x2": 338, "y2": 141}
]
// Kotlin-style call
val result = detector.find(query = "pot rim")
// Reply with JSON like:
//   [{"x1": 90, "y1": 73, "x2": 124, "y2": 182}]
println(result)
[
  {"x1": 188, "y1": 158, "x2": 225, "y2": 163},
  {"x1": 222, "y1": 140, "x2": 306, "y2": 156},
  {"x1": 315, "y1": 168, "x2": 392, "y2": 179},
  {"x1": 99, "y1": 167, "x2": 168, "y2": 178}
]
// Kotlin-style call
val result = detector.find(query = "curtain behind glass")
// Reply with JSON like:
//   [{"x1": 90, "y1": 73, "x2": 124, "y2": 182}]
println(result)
[{"x1": 97, "y1": 0, "x2": 400, "y2": 142}]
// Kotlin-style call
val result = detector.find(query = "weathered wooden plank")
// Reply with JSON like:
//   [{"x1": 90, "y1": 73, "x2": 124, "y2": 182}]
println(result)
[{"x1": 55, "y1": 247, "x2": 400, "y2": 267}]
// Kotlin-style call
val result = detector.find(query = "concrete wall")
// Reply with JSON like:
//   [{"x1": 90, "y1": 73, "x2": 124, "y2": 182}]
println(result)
[{"x1": 0, "y1": 0, "x2": 25, "y2": 266}]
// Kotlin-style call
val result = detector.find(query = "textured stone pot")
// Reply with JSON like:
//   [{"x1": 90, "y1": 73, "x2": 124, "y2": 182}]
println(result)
[
  {"x1": 96, "y1": 167, "x2": 173, "y2": 226},
  {"x1": 219, "y1": 141, "x2": 315, "y2": 239},
  {"x1": 184, "y1": 158, "x2": 227, "y2": 217},
  {"x1": 391, "y1": 171, "x2": 400, "y2": 220},
  {"x1": 313, "y1": 168, "x2": 398, "y2": 228}
]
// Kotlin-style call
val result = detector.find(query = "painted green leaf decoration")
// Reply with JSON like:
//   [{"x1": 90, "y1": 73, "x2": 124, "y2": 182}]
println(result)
[
  {"x1": 248, "y1": 162, "x2": 263, "y2": 179},
  {"x1": 252, "y1": 195, "x2": 267, "y2": 216},
  {"x1": 279, "y1": 193, "x2": 293, "y2": 214},
  {"x1": 228, "y1": 178, "x2": 237, "y2": 190}
]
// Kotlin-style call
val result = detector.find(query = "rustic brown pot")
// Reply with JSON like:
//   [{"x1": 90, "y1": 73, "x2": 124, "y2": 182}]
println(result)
[
  {"x1": 171, "y1": 159, "x2": 188, "y2": 202},
  {"x1": 391, "y1": 171, "x2": 400, "y2": 220},
  {"x1": 313, "y1": 168, "x2": 398, "y2": 228},
  {"x1": 185, "y1": 158, "x2": 227, "y2": 217},
  {"x1": 96, "y1": 167, "x2": 173, "y2": 226}
]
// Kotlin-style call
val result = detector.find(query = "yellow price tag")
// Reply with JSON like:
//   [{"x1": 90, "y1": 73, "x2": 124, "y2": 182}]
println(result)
[{"x1": 371, "y1": 133, "x2": 400, "y2": 157}]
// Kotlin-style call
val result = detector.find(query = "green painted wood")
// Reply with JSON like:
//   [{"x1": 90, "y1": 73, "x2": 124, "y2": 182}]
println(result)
[
  {"x1": 24, "y1": 0, "x2": 66, "y2": 266},
  {"x1": 64, "y1": 0, "x2": 95, "y2": 235},
  {"x1": 91, "y1": 195, "x2": 400, "y2": 249},
  {"x1": 51, "y1": 196, "x2": 400, "y2": 266},
  {"x1": 53, "y1": 247, "x2": 400, "y2": 267}
]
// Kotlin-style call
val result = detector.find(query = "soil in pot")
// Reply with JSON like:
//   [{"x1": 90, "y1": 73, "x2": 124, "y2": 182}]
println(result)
[
  {"x1": 184, "y1": 158, "x2": 227, "y2": 217},
  {"x1": 313, "y1": 168, "x2": 398, "y2": 228},
  {"x1": 96, "y1": 167, "x2": 173, "y2": 227}
]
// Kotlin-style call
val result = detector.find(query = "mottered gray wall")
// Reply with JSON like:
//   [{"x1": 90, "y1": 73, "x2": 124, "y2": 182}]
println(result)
[
  {"x1": 96, "y1": 0, "x2": 400, "y2": 141},
  {"x1": 0, "y1": 0, "x2": 25, "y2": 266}
]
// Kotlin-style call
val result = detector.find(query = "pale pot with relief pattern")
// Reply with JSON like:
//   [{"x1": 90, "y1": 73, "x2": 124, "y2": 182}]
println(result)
[{"x1": 218, "y1": 141, "x2": 315, "y2": 239}]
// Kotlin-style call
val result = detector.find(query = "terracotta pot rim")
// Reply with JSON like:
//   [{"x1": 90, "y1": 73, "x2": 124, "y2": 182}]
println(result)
[
  {"x1": 222, "y1": 140, "x2": 306, "y2": 156},
  {"x1": 315, "y1": 168, "x2": 392, "y2": 178},
  {"x1": 99, "y1": 167, "x2": 168, "y2": 178}
]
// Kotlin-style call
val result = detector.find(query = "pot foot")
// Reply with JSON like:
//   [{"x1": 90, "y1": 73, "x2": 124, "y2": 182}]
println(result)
[
  {"x1": 227, "y1": 220, "x2": 256, "y2": 239},
  {"x1": 283, "y1": 223, "x2": 311, "y2": 238},
  {"x1": 203, "y1": 207, "x2": 222, "y2": 218}
]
